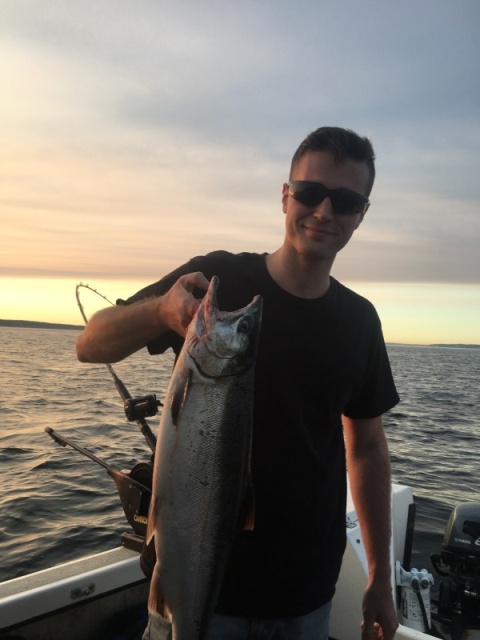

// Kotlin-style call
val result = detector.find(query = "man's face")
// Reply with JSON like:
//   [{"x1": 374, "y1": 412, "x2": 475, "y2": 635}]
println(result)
[{"x1": 281, "y1": 150, "x2": 370, "y2": 263}]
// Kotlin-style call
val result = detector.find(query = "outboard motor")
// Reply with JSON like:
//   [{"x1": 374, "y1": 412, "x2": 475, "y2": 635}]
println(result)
[{"x1": 431, "y1": 502, "x2": 480, "y2": 640}]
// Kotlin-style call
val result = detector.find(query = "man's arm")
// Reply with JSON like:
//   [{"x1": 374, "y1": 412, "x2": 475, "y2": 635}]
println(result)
[
  {"x1": 342, "y1": 415, "x2": 398, "y2": 640},
  {"x1": 75, "y1": 272, "x2": 209, "y2": 363}
]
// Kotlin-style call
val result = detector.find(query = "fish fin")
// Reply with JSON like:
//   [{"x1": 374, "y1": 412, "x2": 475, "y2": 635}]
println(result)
[
  {"x1": 240, "y1": 476, "x2": 255, "y2": 531},
  {"x1": 170, "y1": 368, "x2": 192, "y2": 426},
  {"x1": 140, "y1": 495, "x2": 158, "y2": 578},
  {"x1": 147, "y1": 581, "x2": 171, "y2": 621},
  {"x1": 140, "y1": 534, "x2": 157, "y2": 578}
]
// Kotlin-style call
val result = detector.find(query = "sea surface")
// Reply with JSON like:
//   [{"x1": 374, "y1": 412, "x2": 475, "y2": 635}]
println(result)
[{"x1": 0, "y1": 327, "x2": 479, "y2": 587}]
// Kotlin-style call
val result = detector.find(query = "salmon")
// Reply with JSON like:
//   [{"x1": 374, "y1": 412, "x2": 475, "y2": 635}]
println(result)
[{"x1": 144, "y1": 276, "x2": 262, "y2": 639}]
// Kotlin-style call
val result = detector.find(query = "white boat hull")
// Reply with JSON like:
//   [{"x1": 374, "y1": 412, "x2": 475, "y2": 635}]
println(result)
[
  {"x1": 0, "y1": 483, "x2": 444, "y2": 640},
  {"x1": 0, "y1": 547, "x2": 148, "y2": 639}
]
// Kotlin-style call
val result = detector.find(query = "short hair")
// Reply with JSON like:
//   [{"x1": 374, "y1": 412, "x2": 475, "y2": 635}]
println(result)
[{"x1": 290, "y1": 126, "x2": 376, "y2": 196}]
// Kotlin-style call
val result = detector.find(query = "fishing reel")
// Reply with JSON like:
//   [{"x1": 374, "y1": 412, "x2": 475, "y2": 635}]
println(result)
[
  {"x1": 431, "y1": 502, "x2": 480, "y2": 640},
  {"x1": 124, "y1": 394, "x2": 161, "y2": 422},
  {"x1": 118, "y1": 461, "x2": 153, "y2": 551}
]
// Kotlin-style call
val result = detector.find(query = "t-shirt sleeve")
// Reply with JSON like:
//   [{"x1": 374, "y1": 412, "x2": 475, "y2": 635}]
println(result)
[{"x1": 342, "y1": 315, "x2": 399, "y2": 419}]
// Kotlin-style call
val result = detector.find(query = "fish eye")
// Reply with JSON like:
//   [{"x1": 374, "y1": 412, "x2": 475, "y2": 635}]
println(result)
[{"x1": 237, "y1": 318, "x2": 251, "y2": 333}]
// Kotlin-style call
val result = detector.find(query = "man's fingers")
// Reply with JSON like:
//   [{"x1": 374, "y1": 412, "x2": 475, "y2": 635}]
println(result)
[
  {"x1": 179, "y1": 271, "x2": 210, "y2": 294},
  {"x1": 171, "y1": 272, "x2": 210, "y2": 335},
  {"x1": 361, "y1": 616, "x2": 386, "y2": 640}
]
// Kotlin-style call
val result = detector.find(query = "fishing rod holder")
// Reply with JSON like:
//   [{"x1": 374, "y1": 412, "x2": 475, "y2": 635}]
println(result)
[{"x1": 123, "y1": 394, "x2": 161, "y2": 422}]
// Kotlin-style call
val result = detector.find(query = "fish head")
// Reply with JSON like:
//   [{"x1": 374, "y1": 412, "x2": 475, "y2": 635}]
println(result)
[{"x1": 186, "y1": 276, "x2": 262, "y2": 378}]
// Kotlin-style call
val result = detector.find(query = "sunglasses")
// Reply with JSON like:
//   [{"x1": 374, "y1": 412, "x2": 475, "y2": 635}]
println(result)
[{"x1": 287, "y1": 180, "x2": 370, "y2": 216}]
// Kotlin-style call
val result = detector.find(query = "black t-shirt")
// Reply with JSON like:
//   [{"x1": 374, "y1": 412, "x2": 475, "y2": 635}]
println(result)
[{"x1": 121, "y1": 251, "x2": 399, "y2": 617}]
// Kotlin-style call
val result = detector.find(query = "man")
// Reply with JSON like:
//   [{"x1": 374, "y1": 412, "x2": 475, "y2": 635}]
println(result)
[{"x1": 76, "y1": 127, "x2": 400, "y2": 640}]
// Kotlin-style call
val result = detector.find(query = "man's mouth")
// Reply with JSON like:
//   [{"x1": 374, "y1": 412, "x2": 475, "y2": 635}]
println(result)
[{"x1": 303, "y1": 223, "x2": 334, "y2": 237}]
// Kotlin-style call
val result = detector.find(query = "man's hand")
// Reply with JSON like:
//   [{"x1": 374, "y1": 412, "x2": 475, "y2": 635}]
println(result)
[
  {"x1": 361, "y1": 578, "x2": 398, "y2": 640},
  {"x1": 160, "y1": 272, "x2": 210, "y2": 337},
  {"x1": 76, "y1": 271, "x2": 210, "y2": 363}
]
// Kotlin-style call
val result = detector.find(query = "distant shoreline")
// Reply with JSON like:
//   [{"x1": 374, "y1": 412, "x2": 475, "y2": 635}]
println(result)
[
  {"x1": 0, "y1": 319, "x2": 84, "y2": 331},
  {"x1": 1, "y1": 319, "x2": 479, "y2": 348},
  {"x1": 428, "y1": 344, "x2": 480, "y2": 349}
]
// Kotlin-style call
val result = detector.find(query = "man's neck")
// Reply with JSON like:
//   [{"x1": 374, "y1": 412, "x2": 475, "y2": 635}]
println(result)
[{"x1": 265, "y1": 248, "x2": 333, "y2": 299}]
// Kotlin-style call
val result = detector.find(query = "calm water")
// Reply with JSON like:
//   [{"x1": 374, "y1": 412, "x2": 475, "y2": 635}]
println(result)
[{"x1": 0, "y1": 327, "x2": 479, "y2": 584}]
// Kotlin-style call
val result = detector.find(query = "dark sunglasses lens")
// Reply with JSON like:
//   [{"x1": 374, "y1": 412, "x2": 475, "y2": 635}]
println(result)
[
  {"x1": 290, "y1": 184, "x2": 327, "y2": 207},
  {"x1": 331, "y1": 191, "x2": 367, "y2": 215},
  {"x1": 289, "y1": 181, "x2": 367, "y2": 215}
]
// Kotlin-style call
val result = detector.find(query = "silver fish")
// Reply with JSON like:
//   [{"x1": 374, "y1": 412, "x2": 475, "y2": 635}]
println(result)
[{"x1": 145, "y1": 275, "x2": 262, "y2": 640}]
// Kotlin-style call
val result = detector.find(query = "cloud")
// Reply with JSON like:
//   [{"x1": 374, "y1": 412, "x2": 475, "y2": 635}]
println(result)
[{"x1": 1, "y1": 0, "x2": 479, "y2": 288}]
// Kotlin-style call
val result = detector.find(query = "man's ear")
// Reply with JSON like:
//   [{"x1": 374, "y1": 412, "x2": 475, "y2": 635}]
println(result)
[
  {"x1": 281, "y1": 183, "x2": 289, "y2": 213},
  {"x1": 354, "y1": 211, "x2": 366, "y2": 230}
]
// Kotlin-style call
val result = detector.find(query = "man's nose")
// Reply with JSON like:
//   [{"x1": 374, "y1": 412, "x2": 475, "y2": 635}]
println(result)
[{"x1": 312, "y1": 197, "x2": 334, "y2": 220}]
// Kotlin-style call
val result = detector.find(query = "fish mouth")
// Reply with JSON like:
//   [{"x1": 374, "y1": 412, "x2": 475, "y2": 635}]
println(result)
[
  {"x1": 192, "y1": 275, "x2": 221, "y2": 347},
  {"x1": 201, "y1": 276, "x2": 220, "y2": 332},
  {"x1": 197, "y1": 277, "x2": 262, "y2": 345},
  {"x1": 188, "y1": 277, "x2": 262, "y2": 378}
]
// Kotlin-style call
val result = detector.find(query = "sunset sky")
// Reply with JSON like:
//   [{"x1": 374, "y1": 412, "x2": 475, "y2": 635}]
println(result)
[{"x1": 1, "y1": 0, "x2": 479, "y2": 344}]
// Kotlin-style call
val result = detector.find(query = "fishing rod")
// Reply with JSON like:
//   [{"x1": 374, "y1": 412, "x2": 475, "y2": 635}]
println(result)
[
  {"x1": 75, "y1": 283, "x2": 159, "y2": 453},
  {"x1": 45, "y1": 426, "x2": 151, "y2": 539}
]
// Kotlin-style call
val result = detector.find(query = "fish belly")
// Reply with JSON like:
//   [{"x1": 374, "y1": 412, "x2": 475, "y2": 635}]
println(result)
[{"x1": 150, "y1": 372, "x2": 253, "y2": 640}]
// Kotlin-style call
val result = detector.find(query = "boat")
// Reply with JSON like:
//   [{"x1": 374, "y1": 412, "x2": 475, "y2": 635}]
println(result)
[
  {"x1": 0, "y1": 488, "x2": 477, "y2": 640},
  {"x1": 1, "y1": 417, "x2": 479, "y2": 640},
  {"x1": 2, "y1": 286, "x2": 479, "y2": 639}
]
